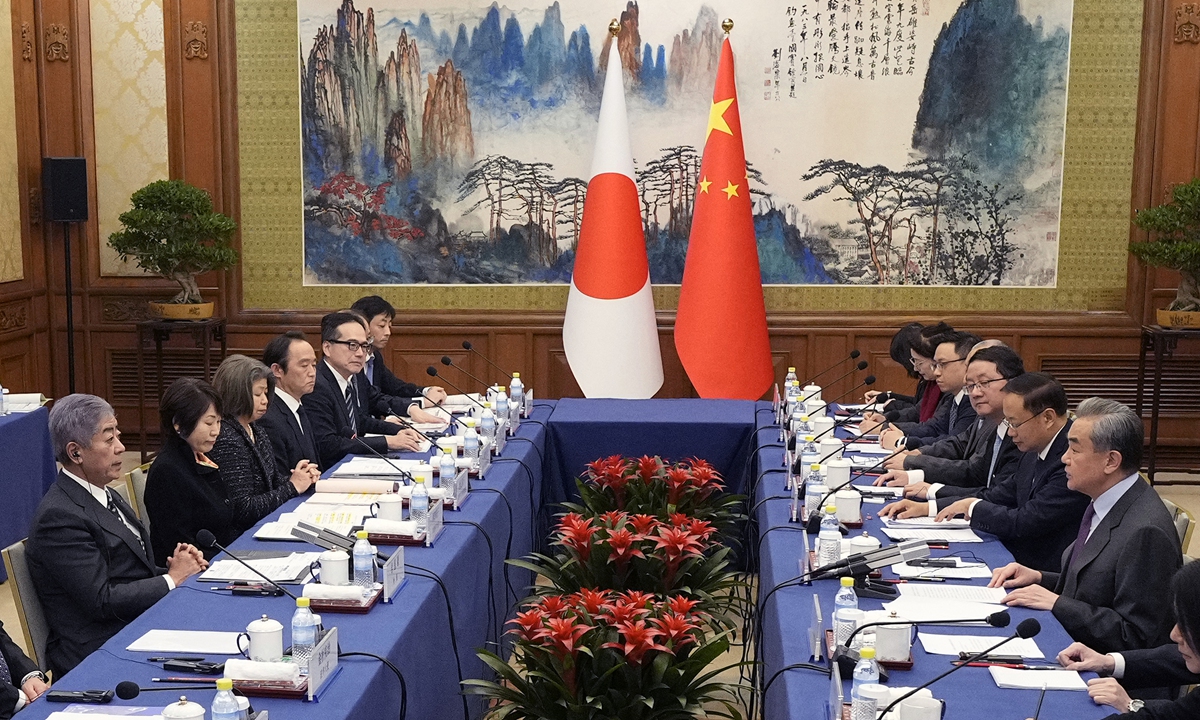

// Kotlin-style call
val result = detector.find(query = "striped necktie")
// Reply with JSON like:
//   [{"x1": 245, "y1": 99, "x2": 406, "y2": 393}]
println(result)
[
  {"x1": 345, "y1": 383, "x2": 358, "y2": 435},
  {"x1": 107, "y1": 489, "x2": 145, "y2": 553},
  {"x1": 0, "y1": 642, "x2": 10, "y2": 685},
  {"x1": 947, "y1": 396, "x2": 960, "y2": 432},
  {"x1": 986, "y1": 433, "x2": 1004, "y2": 486}
]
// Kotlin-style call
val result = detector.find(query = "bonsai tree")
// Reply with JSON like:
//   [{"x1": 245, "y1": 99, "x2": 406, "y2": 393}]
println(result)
[
  {"x1": 1131, "y1": 178, "x2": 1200, "y2": 312},
  {"x1": 108, "y1": 179, "x2": 238, "y2": 304}
]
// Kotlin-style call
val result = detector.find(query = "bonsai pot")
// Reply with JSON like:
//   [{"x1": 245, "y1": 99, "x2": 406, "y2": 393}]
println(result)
[
  {"x1": 1157, "y1": 308, "x2": 1200, "y2": 328},
  {"x1": 150, "y1": 302, "x2": 215, "y2": 320}
]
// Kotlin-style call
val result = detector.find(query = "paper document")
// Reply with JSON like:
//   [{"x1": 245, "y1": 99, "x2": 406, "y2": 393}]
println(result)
[
  {"x1": 884, "y1": 516, "x2": 972, "y2": 530},
  {"x1": 199, "y1": 552, "x2": 322, "y2": 584},
  {"x1": 882, "y1": 596, "x2": 1006, "y2": 624},
  {"x1": 918, "y1": 633, "x2": 1044, "y2": 659},
  {"x1": 891, "y1": 560, "x2": 992, "y2": 579},
  {"x1": 989, "y1": 666, "x2": 1087, "y2": 690},
  {"x1": 301, "y1": 492, "x2": 379, "y2": 506},
  {"x1": 330, "y1": 457, "x2": 422, "y2": 477},
  {"x1": 126, "y1": 629, "x2": 241, "y2": 655},
  {"x1": 2, "y1": 392, "x2": 49, "y2": 413},
  {"x1": 881, "y1": 527, "x2": 983, "y2": 543},
  {"x1": 845, "y1": 442, "x2": 886, "y2": 453},
  {"x1": 46, "y1": 712, "x2": 163, "y2": 719},
  {"x1": 898, "y1": 584, "x2": 1007, "y2": 604},
  {"x1": 253, "y1": 506, "x2": 366, "y2": 541}
]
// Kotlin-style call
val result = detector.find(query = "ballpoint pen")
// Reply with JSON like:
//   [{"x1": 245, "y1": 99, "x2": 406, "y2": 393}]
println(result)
[
  {"x1": 147, "y1": 656, "x2": 205, "y2": 662},
  {"x1": 955, "y1": 662, "x2": 1064, "y2": 670},
  {"x1": 1032, "y1": 685, "x2": 1047, "y2": 720}
]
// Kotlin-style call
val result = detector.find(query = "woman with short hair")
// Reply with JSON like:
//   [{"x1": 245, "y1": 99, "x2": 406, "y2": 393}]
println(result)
[
  {"x1": 144, "y1": 377, "x2": 235, "y2": 564},
  {"x1": 208, "y1": 354, "x2": 318, "y2": 533}
]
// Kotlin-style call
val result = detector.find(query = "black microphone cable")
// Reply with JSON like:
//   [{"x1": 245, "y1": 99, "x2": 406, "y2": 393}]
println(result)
[
  {"x1": 469, "y1": 487, "x2": 518, "y2": 605},
  {"x1": 338, "y1": 651, "x2": 407, "y2": 720},
  {"x1": 490, "y1": 456, "x2": 539, "y2": 550},
  {"x1": 403, "y1": 563, "x2": 469, "y2": 720},
  {"x1": 444, "y1": 519, "x2": 499, "y2": 643},
  {"x1": 504, "y1": 435, "x2": 545, "y2": 465},
  {"x1": 760, "y1": 662, "x2": 830, "y2": 705}
]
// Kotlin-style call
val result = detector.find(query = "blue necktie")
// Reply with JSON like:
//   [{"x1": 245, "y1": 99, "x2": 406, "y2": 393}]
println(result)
[
  {"x1": 365, "y1": 355, "x2": 374, "y2": 384},
  {"x1": 947, "y1": 396, "x2": 960, "y2": 432},
  {"x1": 986, "y1": 434, "x2": 1003, "y2": 486}
]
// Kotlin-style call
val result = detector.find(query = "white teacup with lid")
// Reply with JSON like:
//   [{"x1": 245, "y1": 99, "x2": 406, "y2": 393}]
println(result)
[{"x1": 236, "y1": 614, "x2": 284, "y2": 662}]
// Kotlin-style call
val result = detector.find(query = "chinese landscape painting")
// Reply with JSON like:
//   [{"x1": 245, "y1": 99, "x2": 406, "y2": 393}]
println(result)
[{"x1": 298, "y1": 0, "x2": 1072, "y2": 286}]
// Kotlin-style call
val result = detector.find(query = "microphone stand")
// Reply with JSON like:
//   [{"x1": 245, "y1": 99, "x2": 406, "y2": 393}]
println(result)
[
  {"x1": 801, "y1": 350, "x2": 861, "y2": 387},
  {"x1": 806, "y1": 375, "x2": 876, "y2": 419},
  {"x1": 801, "y1": 448, "x2": 907, "y2": 533},
  {"x1": 440, "y1": 356, "x2": 491, "y2": 389},
  {"x1": 462, "y1": 340, "x2": 514, "y2": 380},
  {"x1": 798, "y1": 362, "x2": 868, "y2": 405},
  {"x1": 196, "y1": 531, "x2": 297, "y2": 600},
  {"x1": 426, "y1": 367, "x2": 488, "y2": 411},
  {"x1": 833, "y1": 612, "x2": 1010, "y2": 678}
]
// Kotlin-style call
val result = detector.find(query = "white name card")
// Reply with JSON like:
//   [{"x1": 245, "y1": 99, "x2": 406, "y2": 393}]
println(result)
[
  {"x1": 523, "y1": 388, "x2": 533, "y2": 418},
  {"x1": 307, "y1": 626, "x2": 338, "y2": 701},
  {"x1": 383, "y1": 546, "x2": 405, "y2": 603},
  {"x1": 452, "y1": 468, "x2": 469, "y2": 510},
  {"x1": 424, "y1": 501, "x2": 444, "y2": 547},
  {"x1": 478, "y1": 441, "x2": 492, "y2": 477},
  {"x1": 494, "y1": 422, "x2": 508, "y2": 455}
]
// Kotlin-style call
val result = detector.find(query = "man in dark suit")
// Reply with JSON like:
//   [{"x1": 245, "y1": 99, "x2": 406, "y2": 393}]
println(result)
[
  {"x1": 0, "y1": 620, "x2": 47, "y2": 717},
  {"x1": 1059, "y1": 639, "x2": 1200, "y2": 715},
  {"x1": 26, "y1": 394, "x2": 206, "y2": 678},
  {"x1": 350, "y1": 296, "x2": 448, "y2": 423},
  {"x1": 932, "y1": 374, "x2": 1088, "y2": 572},
  {"x1": 303, "y1": 312, "x2": 423, "y2": 469},
  {"x1": 880, "y1": 331, "x2": 980, "y2": 450},
  {"x1": 990, "y1": 397, "x2": 1181, "y2": 653},
  {"x1": 259, "y1": 331, "x2": 321, "y2": 471}
]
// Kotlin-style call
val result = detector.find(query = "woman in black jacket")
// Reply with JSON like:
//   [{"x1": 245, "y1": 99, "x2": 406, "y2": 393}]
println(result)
[
  {"x1": 144, "y1": 378, "x2": 236, "y2": 564},
  {"x1": 209, "y1": 354, "x2": 318, "y2": 533}
]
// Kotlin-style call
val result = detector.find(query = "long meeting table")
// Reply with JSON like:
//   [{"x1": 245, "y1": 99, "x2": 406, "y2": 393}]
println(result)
[
  {"x1": 20, "y1": 402, "x2": 552, "y2": 720},
  {"x1": 753, "y1": 401, "x2": 1110, "y2": 720}
]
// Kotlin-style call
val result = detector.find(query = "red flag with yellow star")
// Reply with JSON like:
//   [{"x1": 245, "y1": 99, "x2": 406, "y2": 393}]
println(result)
[{"x1": 674, "y1": 37, "x2": 773, "y2": 400}]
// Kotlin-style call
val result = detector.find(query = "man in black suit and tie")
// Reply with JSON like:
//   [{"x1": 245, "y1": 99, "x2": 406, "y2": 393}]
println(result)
[
  {"x1": 259, "y1": 331, "x2": 322, "y2": 471},
  {"x1": 1059, "y1": 638, "x2": 1200, "y2": 715},
  {"x1": 0, "y1": 620, "x2": 48, "y2": 717},
  {"x1": 304, "y1": 312, "x2": 423, "y2": 469},
  {"x1": 885, "y1": 373, "x2": 1088, "y2": 572},
  {"x1": 350, "y1": 296, "x2": 448, "y2": 423},
  {"x1": 26, "y1": 394, "x2": 207, "y2": 678},
  {"x1": 990, "y1": 397, "x2": 1181, "y2": 653},
  {"x1": 879, "y1": 331, "x2": 980, "y2": 450}
]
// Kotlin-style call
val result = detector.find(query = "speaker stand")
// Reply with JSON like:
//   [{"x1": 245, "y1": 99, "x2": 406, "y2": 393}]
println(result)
[{"x1": 60, "y1": 221, "x2": 77, "y2": 394}]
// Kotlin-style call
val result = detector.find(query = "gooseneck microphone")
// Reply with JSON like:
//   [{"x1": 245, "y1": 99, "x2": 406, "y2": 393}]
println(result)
[
  {"x1": 802, "y1": 349, "x2": 862, "y2": 386},
  {"x1": 462, "y1": 340, "x2": 513, "y2": 380},
  {"x1": 440, "y1": 356, "x2": 490, "y2": 389},
  {"x1": 195, "y1": 530, "x2": 297, "y2": 601},
  {"x1": 799, "y1": 361, "x2": 869, "y2": 404},
  {"x1": 115, "y1": 681, "x2": 210, "y2": 700},
  {"x1": 832, "y1": 611, "x2": 1011, "y2": 678},
  {"x1": 387, "y1": 415, "x2": 440, "y2": 445},
  {"x1": 807, "y1": 376, "x2": 876, "y2": 418},
  {"x1": 353, "y1": 436, "x2": 417, "y2": 483},
  {"x1": 426, "y1": 367, "x2": 488, "y2": 411},
  {"x1": 878, "y1": 618, "x2": 1041, "y2": 717}
]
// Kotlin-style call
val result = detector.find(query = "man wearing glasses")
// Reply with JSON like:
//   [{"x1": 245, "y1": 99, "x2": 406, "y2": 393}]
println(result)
[
  {"x1": 303, "y1": 311, "x2": 424, "y2": 469},
  {"x1": 879, "y1": 331, "x2": 980, "y2": 450}
]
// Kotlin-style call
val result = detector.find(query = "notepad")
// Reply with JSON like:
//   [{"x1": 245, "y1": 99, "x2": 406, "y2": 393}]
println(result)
[
  {"x1": 329, "y1": 457, "x2": 422, "y2": 477},
  {"x1": 897, "y1": 584, "x2": 1008, "y2": 604},
  {"x1": 989, "y1": 666, "x2": 1087, "y2": 690},
  {"x1": 883, "y1": 516, "x2": 972, "y2": 530},
  {"x1": 891, "y1": 560, "x2": 992, "y2": 579},
  {"x1": 199, "y1": 552, "x2": 322, "y2": 584},
  {"x1": 126, "y1": 629, "x2": 242, "y2": 655},
  {"x1": 882, "y1": 596, "x2": 1006, "y2": 624},
  {"x1": 918, "y1": 632, "x2": 1044, "y2": 659},
  {"x1": 881, "y1": 527, "x2": 983, "y2": 543}
]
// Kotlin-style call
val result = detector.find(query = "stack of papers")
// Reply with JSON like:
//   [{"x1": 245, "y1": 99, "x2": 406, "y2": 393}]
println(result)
[
  {"x1": 918, "y1": 632, "x2": 1044, "y2": 659},
  {"x1": 883, "y1": 516, "x2": 972, "y2": 530},
  {"x1": 199, "y1": 552, "x2": 322, "y2": 584},
  {"x1": 891, "y1": 559, "x2": 992, "y2": 579},
  {"x1": 881, "y1": 527, "x2": 984, "y2": 543},
  {"x1": 127, "y1": 629, "x2": 242, "y2": 654},
  {"x1": 989, "y1": 666, "x2": 1087, "y2": 690},
  {"x1": 2, "y1": 393, "x2": 49, "y2": 413},
  {"x1": 330, "y1": 457, "x2": 422, "y2": 478},
  {"x1": 845, "y1": 442, "x2": 886, "y2": 453},
  {"x1": 882, "y1": 596, "x2": 1006, "y2": 624},
  {"x1": 254, "y1": 504, "x2": 367, "y2": 540},
  {"x1": 896, "y1": 584, "x2": 1007, "y2": 604}
]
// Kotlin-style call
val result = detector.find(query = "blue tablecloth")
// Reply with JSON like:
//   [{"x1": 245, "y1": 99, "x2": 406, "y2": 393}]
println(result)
[
  {"x1": 545, "y1": 398, "x2": 759, "y2": 506},
  {"x1": 0, "y1": 408, "x2": 57, "y2": 583},
  {"x1": 21, "y1": 403, "x2": 551, "y2": 720},
  {"x1": 754, "y1": 402, "x2": 1109, "y2": 720}
]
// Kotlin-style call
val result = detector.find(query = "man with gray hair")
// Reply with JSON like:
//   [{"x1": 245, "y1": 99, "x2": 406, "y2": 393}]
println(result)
[
  {"x1": 26, "y1": 394, "x2": 206, "y2": 678},
  {"x1": 989, "y1": 397, "x2": 1181, "y2": 654}
]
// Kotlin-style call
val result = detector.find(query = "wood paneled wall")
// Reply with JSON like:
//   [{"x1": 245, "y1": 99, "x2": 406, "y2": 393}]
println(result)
[{"x1": 3, "y1": 0, "x2": 1199, "y2": 473}]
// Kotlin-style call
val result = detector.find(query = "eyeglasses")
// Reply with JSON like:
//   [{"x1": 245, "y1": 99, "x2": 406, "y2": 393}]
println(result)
[
  {"x1": 1005, "y1": 413, "x2": 1042, "y2": 432},
  {"x1": 328, "y1": 338, "x2": 372, "y2": 354},
  {"x1": 964, "y1": 377, "x2": 1006, "y2": 394},
  {"x1": 909, "y1": 357, "x2": 933, "y2": 369},
  {"x1": 930, "y1": 357, "x2": 966, "y2": 372}
]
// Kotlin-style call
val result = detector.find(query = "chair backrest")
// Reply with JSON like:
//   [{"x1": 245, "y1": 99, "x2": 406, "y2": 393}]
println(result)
[
  {"x1": 2, "y1": 540, "x2": 48, "y2": 668},
  {"x1": 1161, "y1": 498, "x2": 1194, "y2": 551},
  {"x1": 110, "y1": 481, "x2": 133, "y2": 514},
  {"x1": 129, "y1": 463, "x2": 151, "y2": 530}
]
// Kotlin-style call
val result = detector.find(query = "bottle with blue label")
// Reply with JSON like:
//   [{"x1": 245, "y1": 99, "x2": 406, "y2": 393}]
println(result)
[
  {"x1": 817, "y1": 504, "x2": 841, "y2": 567},
  {"x1": 410, "y1": 477, "x2": 430, "y2": 533},
  {"x1": 480, "y1": 403, "x2": 496, "y2": 443},
  {"x1": 438, "y1": 449, "x2": 456, "y2": 491},
  {"x1": 833, "y1": 576, "x2": 859, "y2": 644},
  {"x1": 352, "y1": 530, "x2": 375, "y2": 597},
  {"x1": 463, "y1": 419, "x2": 480, "y2": 466},
  {"x1": 291, "y1": 597, "x2": 317, "y2": 674},
  {"x1": 800, "y1": 438, "x2": 819, "y2": 480},
  {"x1": 851, "y1": 646, "x2": 880, "y2": 714},
  {"x1": 495, "y1": 391, "x2": 509, "y2": 432},
  {"x1": 802, "y1": 469, "x2": 826, "y2": 523},
  {"x1": 211, "y1": 678, "x2": 241, "y2": 719},
  {"x1": 785, "y1": 366, "x2": 798, "y2": 388}
]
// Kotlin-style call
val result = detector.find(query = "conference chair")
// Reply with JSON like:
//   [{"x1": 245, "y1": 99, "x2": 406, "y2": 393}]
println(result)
[
  {"x1": 1162, "y1": 498, "x2": 1196, "y2": 552},
  {"x1": 110, "y1": 481, "x2": 133, "y2": 515},
  {"x1": 2, "y1": 540, "x2": 48, "y2": 669},
  {"x1": 128, "y1": 462, "x2": 151, "y2": 526}
]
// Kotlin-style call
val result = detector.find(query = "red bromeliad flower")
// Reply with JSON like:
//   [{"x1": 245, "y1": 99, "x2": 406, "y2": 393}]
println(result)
[
  {"x1": 536, "y1": 594, "x2": 571, "y2": 618},
  {"x1": 665, "y1": 468, "x2": 693, "y2": 505},
  {"x1": 652, "y1": 526, "x2": 707, "y2": 587},
  {"x1": 687, "y1": 457, "x2": 714, "y2": 473},
  {"x1": 684, "y1": 518, "x2": 716, "y2": 542},
  {"x1": 666, "y1": 595, "x2": 702, "y2": 615},
  {"x1": 628, "y1": 514, "x2": 660, "y2": 536},
  {"x1": 598, "y1": 510, "x2": 626, "y2": 528},
  {"x1": 556, "y1": 513, "x2": 598, "y2": 561},
  {"x1": 606, "y1": 527, "x2": 645, "y2": 569},
  {"x1": 669, "y1": 512, "x2": 691, "y2": 527},
  {"x1": 570, "y1": 588, "x2": 611, "y2": 616},
  {"x1": 508, "y1": 608, "x2": 547, "y2": 642},
  {"x1": 599, "y1": 598, "x2": 652, "y2": 625},
  {"x1": 617, "y1": 589, "x2": 657, "y2": 608},
  {"x1": 536, "y1": 616, "x2": 594, "y2": 662},
  {"x1": 651, "y1": 611, "x2": 701, "y2": 651},
  {"x1": 602, "y1": 620, "x2": 670, "y2": 664},
  {"x1": 636, "y1": 455, "x2": 661, "y2": 482}
]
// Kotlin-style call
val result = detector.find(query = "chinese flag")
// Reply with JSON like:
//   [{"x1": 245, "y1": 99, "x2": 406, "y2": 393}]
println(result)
[{"x1": 674, "y1": 37, "x2": 773, "y2": 400}]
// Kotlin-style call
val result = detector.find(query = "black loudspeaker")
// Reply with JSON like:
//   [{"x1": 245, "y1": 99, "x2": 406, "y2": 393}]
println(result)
[{"x1": 42, "y1": 157, "x2": 89, "y2": 222}]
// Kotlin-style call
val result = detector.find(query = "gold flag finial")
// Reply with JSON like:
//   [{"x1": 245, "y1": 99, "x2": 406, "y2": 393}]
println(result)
[
  {"x1": 722, "y1": 18, "x2": 734, "y2": 34},
  {"x1": 609, "y1": 19, "x2": 620, "y2": 37}
]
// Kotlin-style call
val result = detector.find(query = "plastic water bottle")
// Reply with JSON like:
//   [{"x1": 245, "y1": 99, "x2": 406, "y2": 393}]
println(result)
[
  {"x1": 495, "y1": 391, "x2": 509, "y2": 430},
  {"x1": 509, "y1": 373, "x2": 524, "y2": 419},
  {"x1": 410, "y1": 477, "x2": 430, "y2": 533},
  {"x1": 480, "y1": 404, "x2": 496, "y2": 443},
  {"x1": 0, "y1": 383, "x2": 6, "y2": 416},
  {"x1": 785, "y1": 366, "x2": 798, "y2": 388},
  {"x1": 211, "y1": 677, "x2": 241, "y2": 719},
  {"x1": 833, "y1": 576, "x2": 860, "y2": 644},
  {"x1": 800, "y1": 437, "x2": 819, "y2": 478},
  {"x1": 291, "y1": 597, "x2": 317, "y2": 674},
  {"x1": 803, "y1": 473, "x2": 826, "y2": 523},
  {"x1": 463, "y1": 420, "x2": 480, "y2": 466},
  {"x1": 352, "y1": 530, "x2": 375, "y2": 596},
  {"x1": 794, "y1": 414, "x2": 813, "y2": 437},
  {"x1": 851, "y1": 646, "x2": 881, "y2": 714},
  {"x1": 438, "y1": 449, "x2": 456, "y2": 490},
  {"x1": 785, "y1": 380, "x2": 801, "y2": 413},
  {"x1": 818, "y1": 505, "x2": 841, "y2": 567}
]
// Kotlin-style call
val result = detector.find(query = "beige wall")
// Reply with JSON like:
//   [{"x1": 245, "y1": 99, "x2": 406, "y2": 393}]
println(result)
[{"x1": 0, "y1": 0, "x2": 23, "y2": 283}]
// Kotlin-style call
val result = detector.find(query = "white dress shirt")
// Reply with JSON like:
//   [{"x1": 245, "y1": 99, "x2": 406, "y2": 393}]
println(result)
[
  {"x1": 274, "y1": 386, "x2": 304, "y2": 431},
  {"x1": 1087, "y1": 472, "x2": 1140, "y2": 542},
  {"x1": 963, "y1": 422, "x2": 1066, "y2": 517}
]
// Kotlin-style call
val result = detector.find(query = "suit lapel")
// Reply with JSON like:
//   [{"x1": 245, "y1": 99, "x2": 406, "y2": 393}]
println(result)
[
  {"x1": 320, "y1": 361, "x2": 353, "y2": 432},
  {"x1": 57, "y1": 472, "x2": 155, "y2": 571},
  {"x1": 1064, "y1": 479, "x2": 1146, "y2": 594}
]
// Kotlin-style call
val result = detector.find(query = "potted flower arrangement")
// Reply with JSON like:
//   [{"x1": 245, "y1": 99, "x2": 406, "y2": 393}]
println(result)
[
  {"x1": 1130, "y1": 177, "x2": 1200, "y2": 327},
  {"x1": 107, "y1": 179, "x2": 238, "y2": 320}
]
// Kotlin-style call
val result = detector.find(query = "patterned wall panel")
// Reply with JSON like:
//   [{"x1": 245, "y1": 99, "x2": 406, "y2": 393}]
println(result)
[
  {"x1": 91, "y1": 0, "x2": 168, "y2": 276},
  {"x1": 0, "y1": 0, "x2": 23, "y2": 283},
  {"x1": 235, "y1": 0, "x2": 1141, "y2": 312}
]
